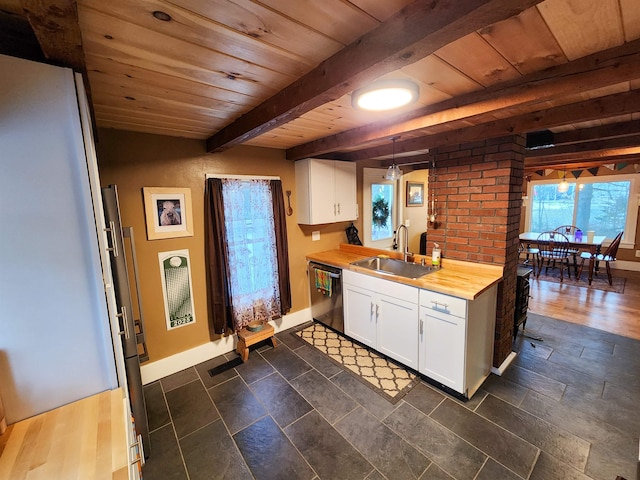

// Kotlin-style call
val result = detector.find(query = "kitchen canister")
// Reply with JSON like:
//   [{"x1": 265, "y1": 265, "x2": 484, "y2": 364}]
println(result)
[{"x1": 587, "y1": 230, "x2": 595, "y2": 243}]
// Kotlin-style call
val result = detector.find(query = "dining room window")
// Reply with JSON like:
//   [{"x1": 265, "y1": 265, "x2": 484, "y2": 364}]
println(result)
[{"x1": 525, "y1": 175, "x2": 637, "y2": 242}]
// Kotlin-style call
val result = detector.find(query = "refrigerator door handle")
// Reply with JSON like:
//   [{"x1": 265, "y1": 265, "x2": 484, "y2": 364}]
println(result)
[
  {"x1": 105, "y1": 220, "x2": 120, "y2": 257},
  {"x1": 116, "y1": 306, "x2": 130, "y2": 340}
]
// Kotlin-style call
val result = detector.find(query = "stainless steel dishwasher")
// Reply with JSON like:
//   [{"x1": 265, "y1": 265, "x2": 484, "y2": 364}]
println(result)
[{"x1": 308, "y1": 261, "x2": 343, "y2": 333}]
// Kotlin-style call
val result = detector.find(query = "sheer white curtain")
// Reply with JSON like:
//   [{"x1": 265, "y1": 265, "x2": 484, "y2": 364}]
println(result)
[{"x1": 222, "y1": 179, "x2": 281, "y2": 331}]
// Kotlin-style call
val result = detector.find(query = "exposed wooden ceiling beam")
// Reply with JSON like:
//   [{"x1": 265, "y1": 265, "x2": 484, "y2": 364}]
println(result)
[
  {"x1": 526, "y1": 135, "x2": 640, "y2": 158},
  {"x1": 20, "y1": 0, "x2": 85, "y2": 72},
  {"x1": 333, "y1": 90, "x2": 640, "y2": 161},
  {"x1": 205, "y1": 0, "x2": 544, "y2": 153},
  {"x1": 525, "y1": 155, "x2": 640, "y2": 172},
  {"x1": 287, "y1": 38, "x2": 640, "y2": 160},
  {"x1": 550, "y1": 119, "x2": 640, "y2": 146}
]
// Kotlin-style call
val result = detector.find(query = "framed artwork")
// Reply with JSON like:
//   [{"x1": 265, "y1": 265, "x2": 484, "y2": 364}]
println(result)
[
  {"x1": 406, "y1": 182, "x2": 424, "y2": 206},
  {"x1": 158, "y1": 249, "x2": 196, "y2": 330},
  {"x1": 143, "y1": 187, "x2": 193, "y2": 240}
]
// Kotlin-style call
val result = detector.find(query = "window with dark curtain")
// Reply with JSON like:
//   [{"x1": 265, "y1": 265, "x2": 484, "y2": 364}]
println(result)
[{"x1": 205, "y1": 177, "x2": 291, "y2": 334}]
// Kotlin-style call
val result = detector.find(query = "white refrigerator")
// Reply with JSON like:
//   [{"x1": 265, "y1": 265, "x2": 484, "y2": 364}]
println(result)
[{"x1": 0, "y1": 53, "x2": 147, "y2": 455}]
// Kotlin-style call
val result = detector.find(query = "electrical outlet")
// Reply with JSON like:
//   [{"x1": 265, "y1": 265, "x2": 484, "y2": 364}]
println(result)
[
  {"x1": 312, "y1": 231, "x2": 320, "y2": 241},
  {"x1": 635, "y1": 250, "x2": 640, "y2": 258}
]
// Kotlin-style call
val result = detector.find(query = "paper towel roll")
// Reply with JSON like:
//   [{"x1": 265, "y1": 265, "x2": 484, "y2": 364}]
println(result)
[{"x1": 587, "y1": 230, "x2": 595, "y2": 243}]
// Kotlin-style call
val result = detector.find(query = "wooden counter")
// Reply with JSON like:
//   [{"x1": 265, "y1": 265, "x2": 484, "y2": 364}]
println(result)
[
  {"x1": 0, "y1": 388, "x2": 129, "y2": 480},
  {"x1": 307, "y1": 244, "x2": 503, "y2": 300}
]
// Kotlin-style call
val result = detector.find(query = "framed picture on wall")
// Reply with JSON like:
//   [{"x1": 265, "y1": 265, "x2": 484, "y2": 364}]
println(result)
[
  {"x1": 158, "y1": 249, "x2": 196, "y2": 329},
  {"x1": 143, "y1": 187, "x2": 194, "y2": 240},
  {"x1": 406, "y1": 182, "x2": 424, "y2": 206}
]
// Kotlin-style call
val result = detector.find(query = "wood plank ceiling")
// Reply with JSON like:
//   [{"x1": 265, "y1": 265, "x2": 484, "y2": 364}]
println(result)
[{"x1": 3, "y1": 0, "x2": 640, "y2": 173}]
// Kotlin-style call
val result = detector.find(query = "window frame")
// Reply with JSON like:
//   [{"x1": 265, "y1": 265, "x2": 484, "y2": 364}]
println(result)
[{"x1": 523, "y1": 173, "x2": 638, "y2": 249}]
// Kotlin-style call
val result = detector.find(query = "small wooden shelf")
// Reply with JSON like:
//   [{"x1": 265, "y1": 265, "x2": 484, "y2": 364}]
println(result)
[{"x1": 236, "y1": 323, "x2": 277, "y2": 361}]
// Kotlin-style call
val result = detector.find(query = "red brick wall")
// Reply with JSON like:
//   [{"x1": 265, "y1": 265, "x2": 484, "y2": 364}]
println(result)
[{"x1": 427, "y1": 135, "x2": 525, "y2": 367}]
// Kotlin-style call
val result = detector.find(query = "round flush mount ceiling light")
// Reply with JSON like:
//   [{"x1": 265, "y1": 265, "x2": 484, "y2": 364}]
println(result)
[{"x1": 351, "y1": 79, "x2": 419, "y2": 111}]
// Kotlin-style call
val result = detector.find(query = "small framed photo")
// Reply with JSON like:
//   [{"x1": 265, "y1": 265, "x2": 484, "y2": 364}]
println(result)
[
  {"x1": 143, "y1": 187, "x2": 193, "y2": 240},
  {"x1": 406, "y1": 182, "x2": 424, "y2": 206}
]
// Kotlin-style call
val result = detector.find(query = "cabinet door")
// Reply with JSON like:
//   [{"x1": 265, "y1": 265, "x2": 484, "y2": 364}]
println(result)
[
  {"x1": 333, "y1": 161, "x2": 357, "y2": 221},
  {"x1": 377, "y1": 293, "x2": 419, "y2": 369},
  {"x1": 343, "y1": 282, "x2": 376, "y2": 348},
  {"x1": 419, "y1": 310, "x2": 466, "y2": 394}
]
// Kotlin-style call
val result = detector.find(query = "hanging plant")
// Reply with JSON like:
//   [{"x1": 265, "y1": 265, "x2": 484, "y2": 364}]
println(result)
[{"x1": 372, "y1": 196, "x2": 390, "y2": 227}]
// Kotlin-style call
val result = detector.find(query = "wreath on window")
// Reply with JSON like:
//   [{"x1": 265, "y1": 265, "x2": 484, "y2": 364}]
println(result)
[{"x1": 372, "y1": 197, "x2": 390, "y2": 227}]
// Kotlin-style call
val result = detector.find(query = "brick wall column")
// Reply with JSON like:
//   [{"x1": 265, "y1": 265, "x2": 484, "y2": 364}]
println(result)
[{"x1": 427, "y1": 134, "x2": 525, "y2": 367}]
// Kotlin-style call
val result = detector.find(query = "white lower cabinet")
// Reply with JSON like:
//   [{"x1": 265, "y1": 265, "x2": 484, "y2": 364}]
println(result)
[
  {"x1": 419, "y1": 286, "x2": 497, "y2": 398},
  {"x1": 342, "y1": 269, "x2": 497, "y2": 399},
  {"x1": 343, "y1": 270, "x2": 419, "y2": 369}
]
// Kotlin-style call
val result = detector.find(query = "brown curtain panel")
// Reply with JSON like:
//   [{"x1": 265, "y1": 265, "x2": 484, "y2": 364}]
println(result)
[
  {"x1": 270, "y1": 180, "x2": 292, "y2": 315},
  {"x1": 204, "y1": 178, "x2": 233, "y2": 335}
]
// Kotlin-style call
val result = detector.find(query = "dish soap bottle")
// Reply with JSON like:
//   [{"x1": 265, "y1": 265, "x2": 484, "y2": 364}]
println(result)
[{"x1": 432, "y1": 243, "x2": 441, "y2": 267}]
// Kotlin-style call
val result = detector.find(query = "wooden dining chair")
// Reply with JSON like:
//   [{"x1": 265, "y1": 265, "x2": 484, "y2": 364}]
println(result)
[
  {"x1": 536, "y1": 231, "x2": 572, "y2": 282},
  {"x1": 554, "y1": 225, "x2": 582, "y2": 278},
  {"x1": 518, "y1": 241, "x2": 539, "y2": 276},
  {"x1": 577, "y1": 231, "x2": 623, "y2": 285}
]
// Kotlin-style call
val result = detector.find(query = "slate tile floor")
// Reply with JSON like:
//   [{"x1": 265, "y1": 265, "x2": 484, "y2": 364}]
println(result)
[{"x1": 142, "y1": 315, "x2": 640, "y2": 480}]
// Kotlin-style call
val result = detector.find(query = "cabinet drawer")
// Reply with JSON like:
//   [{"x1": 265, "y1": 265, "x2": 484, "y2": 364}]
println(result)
[
  {"x1": 419, "y1": 289, "x2": 466, "y2": 319},
  {"x1": 344, "y1": 269, "x2": 418, "y2": 303}
]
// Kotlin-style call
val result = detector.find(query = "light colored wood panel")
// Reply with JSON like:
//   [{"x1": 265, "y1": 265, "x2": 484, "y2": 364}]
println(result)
[
  {"x1": 96, "y1": 104, "x2": 215, "y2": 130},
  {"x1": 0, "y1": 390, "x2": 127, "y2": 480},
  {"x1": 99, "y1": 119, "x2": 208, "y2": 139},
  {"x1": 78, "y1": 7, "x2": 292, "y2": 95},
  {"x1": 87, "y1": 72, "x2": 249, "y2": 115},
  {"x1": 261, "y1": 0, "x2": 379, "y2": 45},
  {"x1": 435, "y1": 32, "x2": 521, "y2": 86},
  {"x1": 478, "y1": 6, "x2": 567, "y2": 74},
  {"x1": 95, "y1": 113, "x2": 212, "y2": 137},
  {"x1": 401, "y1": 55, "x2": 482, "y2": 99},
  {"x1": 79, "y1": 0, "x2": 314, "y2": 77},
  {"x1": 169, "y1": 0, "x2": 344, "y2": 63},
  {"x1": 347, "y1": 0, "x2": 414, "y2": 22},
  {"x1": 620, "y1": 0, "x2": 640, "y2": 41},
  {"x1": 90, "y1": 88, "x2": 229, "y2": 123},
  {"x1": 537, "y1": 0, "x2": 624, "y2": 60},
  {"x1": 85, "y1": 55, "x2": 261, "y2": 108}
]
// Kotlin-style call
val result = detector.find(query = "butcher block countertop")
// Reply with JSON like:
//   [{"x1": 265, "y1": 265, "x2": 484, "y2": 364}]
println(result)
[
  {"x1": 308, "y1": 244, "x2": 503, "y2": 300},
  {"x1": 0, "y1": 388, "x2": 129, "y2": 480}
]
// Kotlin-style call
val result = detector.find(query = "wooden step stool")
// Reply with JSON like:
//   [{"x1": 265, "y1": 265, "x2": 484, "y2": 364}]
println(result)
[{"x1": 236, "y1": 323, "x2": 277, "y2": 362}]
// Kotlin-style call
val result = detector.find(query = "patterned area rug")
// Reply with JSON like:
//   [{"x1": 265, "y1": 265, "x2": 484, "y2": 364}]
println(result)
[
  {"x1": 294, "y1": 322, "x2": 419, "y2": 403},
  {"x1": 535, "y1": 268, "x2": 626, "y2": 293}
]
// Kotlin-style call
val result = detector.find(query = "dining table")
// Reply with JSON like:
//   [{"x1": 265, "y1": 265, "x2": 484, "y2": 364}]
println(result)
[{"x1": 519, "y1": 232, "x2": 607, "y2": 285}]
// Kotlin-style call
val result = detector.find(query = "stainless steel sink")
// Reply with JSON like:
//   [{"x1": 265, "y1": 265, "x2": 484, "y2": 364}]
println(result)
[{"x1": 350, "y1": 256, "x2": 436, "y2": 279}]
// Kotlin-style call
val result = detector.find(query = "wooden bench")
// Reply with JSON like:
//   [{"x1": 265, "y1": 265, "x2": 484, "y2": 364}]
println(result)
[{"x1": 236, "y1": 323, "x2": 277, "y2": 362}]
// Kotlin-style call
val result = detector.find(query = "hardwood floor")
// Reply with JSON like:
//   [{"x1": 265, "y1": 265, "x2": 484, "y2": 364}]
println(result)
[{"x1": 528, "y1": 267, "x2": 640, "y2": 341}]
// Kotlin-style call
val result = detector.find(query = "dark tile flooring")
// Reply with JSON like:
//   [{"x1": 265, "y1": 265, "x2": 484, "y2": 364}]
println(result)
[{"x1": 141, "y1": 314, "x2": 640, "y2": 480}]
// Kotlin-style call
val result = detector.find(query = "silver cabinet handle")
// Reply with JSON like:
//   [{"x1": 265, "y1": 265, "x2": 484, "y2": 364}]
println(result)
[
  {"x1": 336, "y1": 203, "x2": 341, "y2": 215},
  {"x1": 104, "y1": 221, "x2": 119, "y2": 257},
  {"x1": 375, "y1": 304, "x2": 379, "y2": 321},
  {"x1": 370, "y1": 302, "x2": 374, "y2": 318},
  {"x1": 420, "y1": 318, "x2": 424, "y2": 336},
  {"x1": 431, "y1": 300, "x2": 448, "y2": 309}
]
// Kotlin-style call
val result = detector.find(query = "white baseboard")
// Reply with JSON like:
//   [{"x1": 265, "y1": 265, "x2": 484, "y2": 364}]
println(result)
[
  {"x1": 491, "y1": 351, "x2": 517, "y2": 376},
  {"x1": 140, "y1": 308, "x2": 312, "y2": 384},
  {"x1": 614, "y1": 260, "x2": 640, "y2": 272}
]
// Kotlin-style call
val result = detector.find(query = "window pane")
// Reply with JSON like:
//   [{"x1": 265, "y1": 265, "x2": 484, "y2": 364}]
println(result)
[
  {"x1": 576, "y1": 181, "x2": 629, "y2": 238},
  {"x1": 530, "y1": 183, "x2": 575, "y2": 232},
  {"x1": 371, "y1": 183, "x2": 393, "y2": 241}
]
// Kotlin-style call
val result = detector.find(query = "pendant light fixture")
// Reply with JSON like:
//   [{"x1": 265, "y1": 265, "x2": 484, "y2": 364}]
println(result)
[
  {"x1": 385, "y1": 136, "x2": 402, "y2": 181},
  {"x1": 557, "y1": 168, "x2": 569, "y2": 192}
]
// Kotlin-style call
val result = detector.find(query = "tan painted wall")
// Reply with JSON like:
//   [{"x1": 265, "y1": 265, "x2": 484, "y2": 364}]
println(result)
[{"x1": 95, "y1": 129, "x2": 349, "y2": 363}]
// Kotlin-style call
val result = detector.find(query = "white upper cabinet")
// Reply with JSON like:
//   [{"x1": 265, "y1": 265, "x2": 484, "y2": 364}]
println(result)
[{"x1": 295, "y1": 158, "x2": 357, "y2": 224}]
